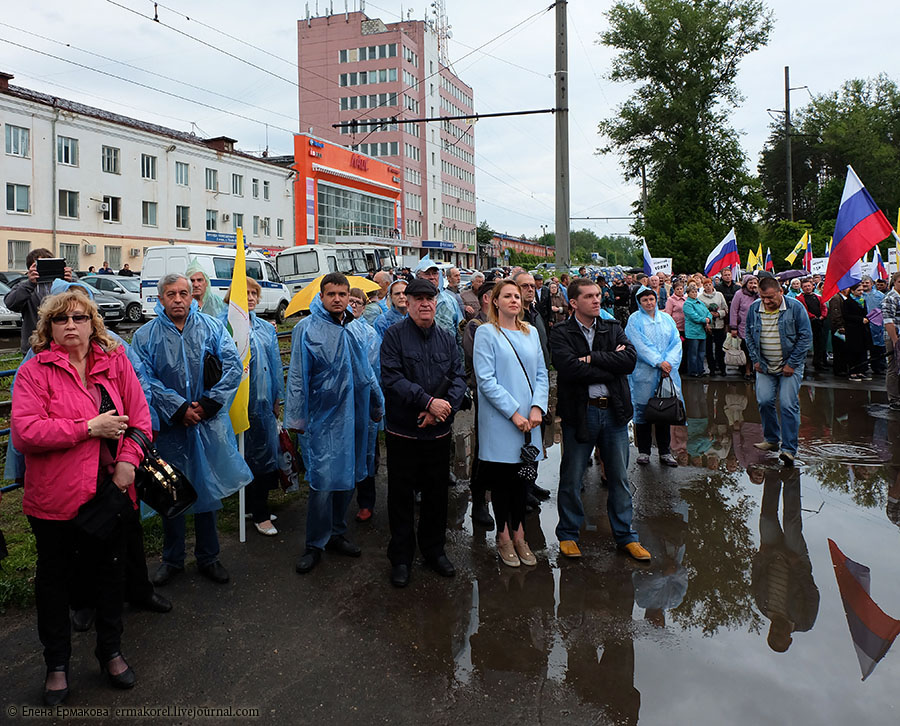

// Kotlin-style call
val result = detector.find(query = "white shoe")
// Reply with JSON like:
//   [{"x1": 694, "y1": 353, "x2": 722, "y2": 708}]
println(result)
[
  {"x1": 254, "y1": 521, "x2": 278, "y2": 536},
  {"x1": 636, "y1": 453, "x2": 650, "y2": 465}
]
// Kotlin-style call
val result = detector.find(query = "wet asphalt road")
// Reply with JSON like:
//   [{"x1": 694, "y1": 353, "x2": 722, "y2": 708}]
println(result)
[{"x1": 1, "y1": 372, "x2": 899, "y2": 725}]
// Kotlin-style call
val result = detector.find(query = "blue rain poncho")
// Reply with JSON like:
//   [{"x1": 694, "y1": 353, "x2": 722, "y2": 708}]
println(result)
[
  {"x1": 284, "y1": 295, "x2": 382, "y2": 491},
  {"x1": 624, "y1": 301, "x2": 684, "y2": 425},
  {"x1": 348, "y1": 316, "x2": 385, "y2": 479},
  {"x1": 414, "y1": 257, "x2": 462, "y2": 349},
  {"x1": 185, "y1": 259, "x2": 227, "y2": 318},
  {"x1": 373, "y1": 280, "x2": 408, "y2": 338},
  {"x1": 131, "y1": 300, "x2": 252, "y2": 512},
  {"x1": 219, "y1": 309, "x2": 285, "y2": 476}
]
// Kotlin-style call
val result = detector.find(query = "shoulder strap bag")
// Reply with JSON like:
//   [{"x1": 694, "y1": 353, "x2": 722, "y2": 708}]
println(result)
[
  {"x1": 124, "y1": 428, "x2": 198, "y2": 518},
  {"x1": 643, "y1": 373, "x2": 686, "y2": 425},
  {"x1": 499, "y1": 329, "x2": 541, "y2": 482}
]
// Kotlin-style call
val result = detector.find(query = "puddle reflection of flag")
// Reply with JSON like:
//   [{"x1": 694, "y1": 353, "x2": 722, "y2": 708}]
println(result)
[{"x1": 828, "y1": 539, "x2": 900, "y2": 680}]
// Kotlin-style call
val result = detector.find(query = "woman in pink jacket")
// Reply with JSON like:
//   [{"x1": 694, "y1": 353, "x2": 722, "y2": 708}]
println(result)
[
  {"x1": 12, "y1": 290, "x2": 152, "y2": 704},
  {"x1": 727, "y1": 275, "x2": 759, "y2": 381}
]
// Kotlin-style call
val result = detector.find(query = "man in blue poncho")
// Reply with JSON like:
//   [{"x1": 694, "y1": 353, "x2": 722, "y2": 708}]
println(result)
[
  {"x1": 414, "y1": 257, "x2": 462, "y2": 352},
  {"x1": 132, "y1": 273, "x2": 252, "y2": 586},
  {"x1": 286, "y1": 272, "x2": 383, "y2": 574}
]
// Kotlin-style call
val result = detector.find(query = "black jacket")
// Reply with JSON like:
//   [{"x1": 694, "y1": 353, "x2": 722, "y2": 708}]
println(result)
[
  {"x1": 535, "y1": 285, "x2": 551, "y2": 324},
  {"x1": 381, "y1": 316, "x2": 466, "y2": 439},
  {"x1": 4, "y1": 278, "x2": 53, "y2": 354},
  {"x1": 523, "y1": 303, "x2": 551, "y2": 369},
  {"x1": 550, "y1": 314, "x2": 637, "y2": 442}
]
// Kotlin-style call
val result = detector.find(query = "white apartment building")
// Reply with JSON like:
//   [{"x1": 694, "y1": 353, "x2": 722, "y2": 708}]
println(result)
[{"x1": 0, "y1": 72, "x2": 294, "y2": 272}]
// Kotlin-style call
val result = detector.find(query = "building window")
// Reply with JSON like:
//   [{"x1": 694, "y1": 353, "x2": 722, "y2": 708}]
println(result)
[
  {"x1": 205, "y1": 168, "x2": 218, "y2": 192},
  {"x1": 263, "y1": 180, "x2": 270, "y2": 201},
  {"x1": 58, "y1": 189, "x2": 79, "y2": 219},
  {"x1": 6, "y1": 183, "x2": 30, "y2": 213},
  {"x1": 232, "y1": 174, "x2": 243, "y2": 196},
  {"x1": 101, "y1": 146, "x2": 120, "y2": 174},
  {"x1": 276, "y1": 218, "x2": 284, "y2": 239},
  {"x1": 5, "y1": 125, "x2": 29, "y2": 157},
  {"x1": 263, "y1": 217, "x2": 271, "y2": 237},
  {"x1": 339, "y1": 49, "x2": 348, "y2": 63},
  {"x1": 7, "y1": 240, "x2": 30, "y2": 268},
  {"x1": 102, "y1": 195, "x2": 121, "y2": 222},
  {"x1": 317, "y1": 184, "x2": 396, "y2": 241},
  {"x1": 141, "y1": 154, "x2": 157, "y2": 180},
  {"x1": 104, "y1": 246, "x2": 122, "y2": 270},
  {"x1": 252, "y1": 215, "x2": 259, "y2": 236},
  {"x1": 252, "y1": 178, "x2": 259, "y2": 199},
  {"x1": 60, "y1": 243, "x2": 79, "y2": 269},
  {"x1": 206, "y1": 209, "x2": 218, "y2": 231},
  {"x1": 142, "y1": 201, "x2": 158, "y2": 227},
  {"x1": 233, "y1": 212, "x2": 244, "y2": 233},
  {"x1": 175, "y1": 161, "x2": 189, "y2": 186},
  {"x1": 57, "y1": 136, "x2": 79, "y2": 166},
  {"x1": 176, "y1": 205, "x2": 190, "y2": 230}
]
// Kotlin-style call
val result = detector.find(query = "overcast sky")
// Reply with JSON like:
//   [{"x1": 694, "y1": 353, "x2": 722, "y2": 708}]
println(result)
[{"x1": 2, "y1": 0, "x2": 897, "y2": 242}]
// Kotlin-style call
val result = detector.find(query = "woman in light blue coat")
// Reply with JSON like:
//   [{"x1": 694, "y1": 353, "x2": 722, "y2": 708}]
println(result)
[
  {"x1": 473, "y1": 279, "x2": 549, "y2": 567},
  {"x1": 625, "y1": 286, "x2": 683, "y2": 468}
]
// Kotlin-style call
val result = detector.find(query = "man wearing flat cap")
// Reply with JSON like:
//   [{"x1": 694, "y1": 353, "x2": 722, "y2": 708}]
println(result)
[{"x1": 380, "y1": 278, "x2": 467, "y2": 588}]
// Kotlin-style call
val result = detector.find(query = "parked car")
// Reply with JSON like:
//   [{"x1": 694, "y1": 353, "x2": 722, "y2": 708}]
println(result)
[
  {"x1": 0, "y1": 271, "x2": 26, "y2": 286},
  {"x1": 80, "y1": 275, "x2": 143, "y2": 322},
  {"x1": 93, "y1": 291, "x2": 125, "y2": 324},
  {"x1": 0, "y1": 281, "x2": 22, "y2": 330}
]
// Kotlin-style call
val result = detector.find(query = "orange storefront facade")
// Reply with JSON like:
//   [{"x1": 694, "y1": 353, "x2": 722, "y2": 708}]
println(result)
[{"x1": 293, "y1": 133, "x2": 402, "y2": 247}]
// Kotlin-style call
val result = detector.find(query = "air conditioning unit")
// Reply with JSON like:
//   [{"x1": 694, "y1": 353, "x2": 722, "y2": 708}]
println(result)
[
  {"x1": 99, "y1": 202, "x2": 110, "y2": 212},
  {"x1": 221, "y1": 213, "x2": 231, "y2": 222},
  {"x1": 84, "y1": 244, "x2": 97, "y2": 254},
  {"x1": 129, "y1": 248, "x2": 140, "y2": 257}
]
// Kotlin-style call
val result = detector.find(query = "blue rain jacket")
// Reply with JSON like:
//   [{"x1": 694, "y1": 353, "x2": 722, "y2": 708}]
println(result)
[
  {"x1": 131, "y1": 300, "x2": 252, "y2": 512},
  {"x1": 625, "y1": 307, "x2": 684, "y2": 425},
  {"x1": 284, "y1": 296, "x2": 382, "y2": 491},
  {"x1": 374, "y1": 307, "x2": 407, "y2": 339},
  {"x1": 414, "y1": 257, "x2": 462, "y2": 349},
  {"x1": 348, "y1": 316, "x2": 385, "y2": 479}
]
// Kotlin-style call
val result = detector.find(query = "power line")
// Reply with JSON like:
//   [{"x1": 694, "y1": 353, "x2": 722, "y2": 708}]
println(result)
[{"x1": 475, "y1": 196, "x2": 551, "y2": 223}]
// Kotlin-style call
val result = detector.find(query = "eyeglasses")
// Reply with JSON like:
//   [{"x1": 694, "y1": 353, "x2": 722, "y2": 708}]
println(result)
[
  {"x1": 349, "y1": 299, "x2": 365, "y2": 306},
  {"x1": 519, "y1": 283, "x2": 536, "y2": 289},
  {"x1": 50, "y1": 313, "x2": 90, "y2": 325}
]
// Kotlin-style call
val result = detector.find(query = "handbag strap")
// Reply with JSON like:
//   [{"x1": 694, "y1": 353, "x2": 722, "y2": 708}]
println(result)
[
  {"x1": 499, "y1": 328, "x2": 534, "y2": 445},
  {"x1": 655, "y1": 373, "x2": 676, "y2": 398},
  {"x1": 123, "y1": 427, "x2": 154, "y2": 459}
]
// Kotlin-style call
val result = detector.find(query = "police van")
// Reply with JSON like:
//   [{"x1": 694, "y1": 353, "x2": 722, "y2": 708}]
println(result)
[
  {"x1": 275, "y1": 243, "x2": 396, "y2": 294},
  {"x1": 141, "y1": 244, "x2": 292, "y2": 321}
]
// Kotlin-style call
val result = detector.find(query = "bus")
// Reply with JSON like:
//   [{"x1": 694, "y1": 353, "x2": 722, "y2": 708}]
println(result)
[{"x1": 275, "y1": 244, "x2": 396, "y2": 294}]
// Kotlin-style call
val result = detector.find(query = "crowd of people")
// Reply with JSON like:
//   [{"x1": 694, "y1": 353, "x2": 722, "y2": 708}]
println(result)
[{"x1": 4, "y1": 247, "x2": 900, "y2": 706}]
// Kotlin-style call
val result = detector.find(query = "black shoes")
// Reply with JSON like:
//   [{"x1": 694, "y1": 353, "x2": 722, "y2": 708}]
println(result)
[
  {"x1": 198, "y1": 561, "x2": 230, "y2": 584},
  {"x1": 325, "y1": 535, "x2": 362, "y2": 557},
  {"x1": 72, "y1": 608, "x2": 95, "y2": 632},
  {"x1": 151, "y1": 563, "x2": 183, "y2": 586},
  {"x1": 391, "y1": 563, "x2": 411, "y2": 588},
  {"x1": 531, "y1": 484, "x2": 551, "y2": 501},
  {"x1": 471, "y1": 500, "x2": 495, "y2": 529},
  {"x1": 295, "y1": 548, "x2": 322, "y2": 574},
  {"x1": 43, "y1": 665, "x2": 68, "y2": 706},
  {"x1": 525, "y1": 492, "x2": 541, "y2": 513},
  {"x1": 97, "y1": 651, "x2": 136, "y2": 690},
  {"x1": 132, "y1": 591, "x2": 172, "y2": 613},
  {"x1": 426, "y1": 554, "x2": 456, "y2": 578}
]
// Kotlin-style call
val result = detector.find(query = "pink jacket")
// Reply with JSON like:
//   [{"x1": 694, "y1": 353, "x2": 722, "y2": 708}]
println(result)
[
  {"x1": 728, "y1": 288, "x2": 759, "y2": 339},
  {"x1": 12, "y1": 341, "x2": 152, "y2": 520},
  {"x1": 665, "y1": 294, "x2": 686, "y2": 332}
]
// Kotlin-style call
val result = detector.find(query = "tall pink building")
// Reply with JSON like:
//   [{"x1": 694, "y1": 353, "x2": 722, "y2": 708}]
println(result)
[{"x1": 298, "y1": 8, "x2": 476, "y2": 267}]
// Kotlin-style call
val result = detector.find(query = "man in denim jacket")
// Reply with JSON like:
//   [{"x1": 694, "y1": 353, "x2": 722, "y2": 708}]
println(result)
[{"x1": 745, "y1": 276, "x2": 812, "y2": 466}]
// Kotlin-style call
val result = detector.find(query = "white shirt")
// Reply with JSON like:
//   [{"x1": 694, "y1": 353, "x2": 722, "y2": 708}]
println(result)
[{"x1": 578, "y1": 317, "x2": 610, "y2": 398}]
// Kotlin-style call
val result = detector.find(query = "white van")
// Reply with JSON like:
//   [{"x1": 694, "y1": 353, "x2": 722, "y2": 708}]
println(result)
[
  {"x1": 275, "y1": 243, "x2": 396, "y2": 294},
  {"x1": 141, "y1": 244, "x2": 292, "y2": 321}
]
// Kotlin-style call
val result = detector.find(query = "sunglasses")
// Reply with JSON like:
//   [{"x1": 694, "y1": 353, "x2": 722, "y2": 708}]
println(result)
[{"x1": 51, "y1": 313, "x2": 91, "y2": 325}]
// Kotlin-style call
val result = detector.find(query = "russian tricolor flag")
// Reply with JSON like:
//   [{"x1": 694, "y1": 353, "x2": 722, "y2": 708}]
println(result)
[
  {"x1": 874, "y1": 245, "x2": 888, "y2": 281},
  {"x1": 765, "y1": 247, "x2": 774, "y2": 272},
  {"x1": 823, "y1": 166, "x2": 894, "y2": 300},
  {"x1": 704, "y1": 227, "x2": 739, "y2": 278},
  {"x1": 642, "y1": 239, "x2": 653, "y2": 276},
  {"x1": 829, "y1": 539, "x2": 900, "y2": 680}
]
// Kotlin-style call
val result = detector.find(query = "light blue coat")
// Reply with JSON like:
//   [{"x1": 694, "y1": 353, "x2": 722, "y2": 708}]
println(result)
[
  {"x1": 473, "y1": 323, "x2": 549, "y2": 463},
  {"x1": 625, "y1": 307, "x2": 684, "y2": 425}
]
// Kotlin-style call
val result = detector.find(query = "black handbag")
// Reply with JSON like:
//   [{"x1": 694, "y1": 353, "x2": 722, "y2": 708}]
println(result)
[
  {"x1": 203, "y1": 351, "x2": 222, "y2": 390},
  {"x1": 498, "y1": 330, "x2": 543, "y2": 483},
  {"x1": 123, "y1": 428, "x2": 198, "y2": 518},
  {"x1": 73, "y1": 477, "x2": 132, "y2": 540},
  {"x1": 644, "y1": 374, "x2": 686, "y2": 425}
]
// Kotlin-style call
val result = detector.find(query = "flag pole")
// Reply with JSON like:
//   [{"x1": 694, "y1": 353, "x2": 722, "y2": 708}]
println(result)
[{"x1": 238, "y1": 432, "x2": 246, "y2": 543}]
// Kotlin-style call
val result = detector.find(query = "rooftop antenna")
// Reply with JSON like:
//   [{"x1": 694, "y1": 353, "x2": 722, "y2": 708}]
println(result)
[
  {"x1": 306, "y1": 2, "x2": 310, "y2": 26},
  {"x1": 430, "y1": 0, "x2": 451, "y2": 66}
]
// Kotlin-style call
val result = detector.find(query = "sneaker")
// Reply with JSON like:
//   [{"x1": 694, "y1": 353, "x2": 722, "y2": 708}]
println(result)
[
  {"x1": 861, "y1": 373, "x2": 873, "y2": 381},
  {"x1": 753, "y1": 441, "x2": 779, "y2": 452},
  {"x1": 636, "y1": 453, "x2": 650, "y2": 465},
  {"x1": 622, "y1": 542, "x2": 651, "y2": 562},
  {"x1": 355, "y1": 508, "x2": 373, "y2": 523},
  {"x1": 659, "y1": 453, "x2": 678, "y2": 467}
]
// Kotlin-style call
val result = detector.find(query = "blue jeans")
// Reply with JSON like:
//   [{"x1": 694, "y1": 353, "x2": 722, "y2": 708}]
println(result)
[
  {"x1": 755, "y1": 366, "x2": 803, "y2": 454},
  {"x1": 305, "y1": 489, "x2": 354, "y2": 550},
  {"x1": 685, "y1": 338, "x2": 705, "y2": 375},
  {"x1": 162, "y1": 510, "x2": 220, "y2": 568},
  {"x1": 557, "y1": 406, "x2": 637, "y2": 546}
]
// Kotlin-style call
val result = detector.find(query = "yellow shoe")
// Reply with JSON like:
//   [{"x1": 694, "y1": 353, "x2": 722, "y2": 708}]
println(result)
[
  {"x1": 559, "y1": 540, "x2": 582, "y2": 558},
  {"x1": 623, "y1": 542, "x2": 651, "y2": 562}
]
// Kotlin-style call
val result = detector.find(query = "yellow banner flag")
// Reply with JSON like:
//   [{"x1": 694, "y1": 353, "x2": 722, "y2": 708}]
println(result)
[
  {"x1": 747, "y1": 248, "x2": 757, "y2": 270},
  {"x1": 755, "y1": 243, "x2": 764, "y2": 270},
  {"x1": 227, "y1": 229, "x2": 251, "y2": 435},
  {"x1": 786, "y1": 230, "x2": 808, "y2": 265}
]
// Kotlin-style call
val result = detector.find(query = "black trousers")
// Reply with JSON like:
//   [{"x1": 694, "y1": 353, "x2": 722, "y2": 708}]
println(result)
[
  {"x1": 705, "y1": 327, "x2": 726, "y2": 373},
  {"x1": 386, "y1": 433, "x2": 450, "y2": 566},
  {"x1": 832, "y1": 332, "x2": 848, "y2": 376},
  {"x1": 355, "y1": 444, "x2": 380, "y2": 511},
  {"x1": 29, "y1": 516, "x2": 126, "y2": 669},
  {"x1": 246, "y1": 470, "x2": 277, "y2": 524},
  {"x1": 478, "y1": 461, "x2": 526, "y2": 535},
  {"x1": 810, "y1": 319, "x2": 827, "y2": 370},
  {"x1": 634, "y1": 422, "x2": 671, "y2": 456}
]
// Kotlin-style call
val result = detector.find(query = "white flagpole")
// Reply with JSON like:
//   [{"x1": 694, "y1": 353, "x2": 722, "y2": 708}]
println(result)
[{"x1": 238, "y1": 432, "x2": 246, "y2": 543}]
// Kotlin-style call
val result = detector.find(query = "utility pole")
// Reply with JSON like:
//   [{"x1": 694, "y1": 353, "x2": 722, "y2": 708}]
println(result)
[
  {"x1": 784, "y1": 65, "x2": 793, "y2": 222},
  {"x1": 555, "y1": 0, "x2": 570, "y2": 269}
]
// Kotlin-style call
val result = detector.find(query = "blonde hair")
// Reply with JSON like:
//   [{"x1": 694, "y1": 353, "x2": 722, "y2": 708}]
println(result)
[
  {"x1": 30, "y1": 290, "x2": 118, "y2": 353},
  {"x1": 223, "y1": 277, "x2": 262, "y2": 304},
  {"x1": 488, "y1": 279, "x2": 530, "y2": 334}
]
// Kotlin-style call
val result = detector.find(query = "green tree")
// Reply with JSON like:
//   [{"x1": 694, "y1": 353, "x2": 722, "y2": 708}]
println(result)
[{"x1": 598, "y1": 0, "x2": 772, "y2": 271}]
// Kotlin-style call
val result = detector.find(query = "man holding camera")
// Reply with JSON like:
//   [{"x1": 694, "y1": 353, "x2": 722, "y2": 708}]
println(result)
[{"x1": 4, "y1": 248, "x2": 74, "y2": 353}]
